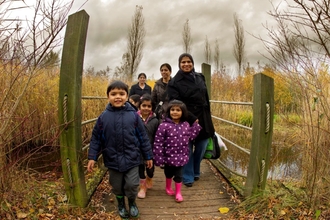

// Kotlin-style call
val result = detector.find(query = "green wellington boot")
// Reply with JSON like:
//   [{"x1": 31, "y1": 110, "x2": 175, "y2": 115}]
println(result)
[
  {"x1": 128, "y1": 198, "x2": 139, "y2": 218},
  {"x1": 116, "y1": 196, "x2": 129, "y2": 219}
]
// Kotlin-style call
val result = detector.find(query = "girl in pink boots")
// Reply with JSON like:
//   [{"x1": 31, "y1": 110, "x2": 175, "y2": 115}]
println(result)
[
  {"x1": 137, "y1": 94, "x2": 159, "y2": 199},
  {"x1": 153, "y1": 100, "x2": 201, "y2": 202}
]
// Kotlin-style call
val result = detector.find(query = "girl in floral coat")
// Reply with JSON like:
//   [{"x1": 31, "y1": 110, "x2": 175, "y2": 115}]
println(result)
[{"x1": 153, "y1": 100, "x2": 201, "y2": 202}]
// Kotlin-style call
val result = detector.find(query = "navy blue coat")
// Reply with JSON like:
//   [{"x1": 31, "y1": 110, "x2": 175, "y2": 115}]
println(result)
[{"x1": 88, "y1": 102, "x2": 153, "y2": 172}]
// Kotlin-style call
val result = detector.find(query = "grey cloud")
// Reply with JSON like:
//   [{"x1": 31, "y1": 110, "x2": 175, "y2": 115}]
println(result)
[{"x1": 70, "y1": 0, "x2": 280, "y2": 78}]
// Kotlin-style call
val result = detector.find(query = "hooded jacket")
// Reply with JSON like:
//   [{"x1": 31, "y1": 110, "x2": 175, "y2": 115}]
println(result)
[
  {"x1": 88, "y1": 102, "x2": 153, "y2": 172},
  {"x1": 153, "y1": 117, "x2": 201, "y2": 167}
]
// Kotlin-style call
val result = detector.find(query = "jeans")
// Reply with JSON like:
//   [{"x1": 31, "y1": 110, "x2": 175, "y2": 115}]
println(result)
[{"x1": 182, "y1": 138, "x2": 209, "y2": 184}]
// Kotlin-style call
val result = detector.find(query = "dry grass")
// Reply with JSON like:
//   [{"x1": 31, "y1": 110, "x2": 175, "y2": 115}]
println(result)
[{"x1": 1, "y1": 65, "x2": 330, "y2": 218}]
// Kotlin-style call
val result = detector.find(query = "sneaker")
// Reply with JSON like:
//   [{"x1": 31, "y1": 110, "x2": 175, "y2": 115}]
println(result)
[
  {"x1": 184, "y1": 183, "x2": 193, "y2": 187},
  {"x1": 194, "y1": 177, "x2": 200, "y2": 181}
]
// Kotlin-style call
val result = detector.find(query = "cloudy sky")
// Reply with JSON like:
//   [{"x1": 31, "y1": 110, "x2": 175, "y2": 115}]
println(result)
[{"x1": 69, "y1": 0, "x2": 282, "y2": 79}]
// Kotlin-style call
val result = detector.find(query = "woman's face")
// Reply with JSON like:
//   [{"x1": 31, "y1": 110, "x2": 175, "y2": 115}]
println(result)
[
  {"x1": 160, "y1": 66, "x2": 171, "y2": 80},
  {"x1": 138, "y1": 74, "x2": 146, "y2": 84},
  {"x1": 179, "y1": 56, "x2": 194, "y2": 73}
]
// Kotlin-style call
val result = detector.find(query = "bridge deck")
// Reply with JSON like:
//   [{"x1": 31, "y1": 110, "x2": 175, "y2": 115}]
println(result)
[{"x1": 101, "y1": 160, "x2": 236, "y2": 219}]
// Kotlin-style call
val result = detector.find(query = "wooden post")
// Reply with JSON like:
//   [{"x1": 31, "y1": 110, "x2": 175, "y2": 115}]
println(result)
[
  {"x1": 202, "y1": 63, "x2": 211, "y2": 99},
  {"x1": 58, "y1": 10, "x2": 89, "y2": 207},
  {"x1": 244, "y1": 73, "x2": 274, "y2": 197}
]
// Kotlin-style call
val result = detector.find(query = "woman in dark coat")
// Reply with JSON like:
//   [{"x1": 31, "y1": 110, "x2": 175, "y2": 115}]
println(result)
[
  {"x1": 129, "y1": 73, "x2": 152, "y2": 97},
  {"x1": 167, "y1": 53, "x2": 214, "y2": 187},
  {"x1": 151, "y1": 63, "x2": 172, "y2": 119}
]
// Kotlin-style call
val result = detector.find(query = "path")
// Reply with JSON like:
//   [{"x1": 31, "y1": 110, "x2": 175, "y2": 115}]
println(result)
[{"x1": 102, "y1": 160, "x2": 236, "y2": 219}]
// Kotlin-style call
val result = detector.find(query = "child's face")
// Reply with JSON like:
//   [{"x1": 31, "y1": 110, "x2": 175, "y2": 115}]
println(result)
[
  {"x1": 108, "y1": 88, "x2": 128, "y2": 107},
  {"x1": 140, "y1": 100, "x2": 152, "y2": 117},
  {"x1": 170, "y1": 105, "x2": 182, "y2": 123}
]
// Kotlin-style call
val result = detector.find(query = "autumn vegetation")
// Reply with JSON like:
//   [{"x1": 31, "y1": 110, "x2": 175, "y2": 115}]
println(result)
[{"x1": 1, "y1": 0, "x2": 330, "y2": 219}]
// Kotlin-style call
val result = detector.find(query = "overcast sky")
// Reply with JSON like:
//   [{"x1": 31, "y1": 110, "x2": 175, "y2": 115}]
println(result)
[{"x1": 68, "y1": 0, "x2": 282, "y2": 79}]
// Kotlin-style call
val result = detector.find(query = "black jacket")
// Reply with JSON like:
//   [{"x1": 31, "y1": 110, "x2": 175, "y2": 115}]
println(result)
[
  {"x1": 129, "y1": 83, "x2": 152, "y2": 97},
  {"x1": 167, "y1": 71, "x2": 214, "y2": 140}
]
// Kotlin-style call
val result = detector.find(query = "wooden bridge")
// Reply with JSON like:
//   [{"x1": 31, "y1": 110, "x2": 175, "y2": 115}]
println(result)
[
  {"x1": 99, "y1": 160, "x2": 235, "y2": 219},
  {"x1": 58, "y1": 10, "x2": 274, "y2": 218}
]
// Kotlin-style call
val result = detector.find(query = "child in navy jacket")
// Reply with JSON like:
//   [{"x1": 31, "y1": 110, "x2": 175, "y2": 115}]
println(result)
[{"x1": 87, "y1": 80, "x2": 153, "y2": 219}]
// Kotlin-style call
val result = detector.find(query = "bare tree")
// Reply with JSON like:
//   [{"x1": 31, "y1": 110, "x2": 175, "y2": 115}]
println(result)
[
  {"x1": 114, "y1": 52, "x2": 130, "y2": 80},
  {"x1": 214, "y1": 38, "x2": 221, "y2": 72},
  {"x1": 126, "y1": 5, "x2": 145, "y2": 81},
  {"x1": 182, "y1": 19, "x2": 192, "y2": 54},
  {"x1": 213, "y1": 38, "x2": 226, "y2": 75},
  {"x1": 233, "y1": 13, "x2": 245, "y2": 76},
  {"x1": 204, "y1": 35, "x2": 211, "y2": 64},
  {"x1": 260, "y1": 0, "x2": 330, "y2": 207},
  {"x1": 0, "y1": 0, "x2": 73, "y2": 192}
]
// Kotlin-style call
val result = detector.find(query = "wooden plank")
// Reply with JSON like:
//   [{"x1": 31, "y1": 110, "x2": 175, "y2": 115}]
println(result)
[
  {"x1": 58, "y1": 10, "x2": 90, "y2": 207},
  {"x1": 245, "y1": 73, "x2": 274, "y2": 196},
  {"x1": 202, "y1": 63, "x2": 212, "y2": 99},
  {"x1": 102, "y1": 160, "x2": 235, "y2": 219}
]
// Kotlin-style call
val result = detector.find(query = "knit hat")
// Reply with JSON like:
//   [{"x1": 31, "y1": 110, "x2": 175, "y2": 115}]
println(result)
[{"x1": 178, "y1": 53, "x2": 194, "y2": 69}]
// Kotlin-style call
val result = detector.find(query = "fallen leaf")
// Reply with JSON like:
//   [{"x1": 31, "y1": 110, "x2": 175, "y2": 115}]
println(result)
[
  {"x1": 17, "y1": 212, "x2": 28, "y2": 219},
  {"x1": 219, "y1": 207, "x2": 230, "y2": 214},
  {"x1": 48, "y1": 198, "x2": 56, "y2": 206}
]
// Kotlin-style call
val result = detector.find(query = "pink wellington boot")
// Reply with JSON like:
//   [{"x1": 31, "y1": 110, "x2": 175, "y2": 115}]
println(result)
[
  {"x1": 165, "y1": 178, "x2": 175, "y2": 196},
  {"x1": 137, "y1": 179, "x2": 146, "y2": 199},
  {"x1": 146, "y1": 176, "x2": 153, "y2": 189},
  {"x1": 175, "y1": 182, "x2": 183, "y2": 202}
]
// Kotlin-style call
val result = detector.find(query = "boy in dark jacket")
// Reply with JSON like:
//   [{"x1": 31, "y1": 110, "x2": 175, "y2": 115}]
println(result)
[{"x1": 87, "y1": 80, "x2": 153, "y2": 219}]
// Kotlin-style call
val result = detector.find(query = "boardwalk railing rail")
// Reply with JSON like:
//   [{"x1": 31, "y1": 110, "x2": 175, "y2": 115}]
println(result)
[
  {"x1": 58, "y1": 11, "x2": 274, "y2": 207},
  {"x1": 202, "y1": 63, "x2": 274, "y2": 197}
]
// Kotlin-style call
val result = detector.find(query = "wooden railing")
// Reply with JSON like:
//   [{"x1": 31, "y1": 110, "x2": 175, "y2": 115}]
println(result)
[
  {"x1": 202, "y1": 64, "x2": 274, "y2": 197},
  {"x1": 58, "y1": 11, "x2": 274, "y2": 207}
]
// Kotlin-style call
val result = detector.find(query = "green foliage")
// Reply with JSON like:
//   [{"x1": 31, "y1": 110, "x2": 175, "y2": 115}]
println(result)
[
  {"x1": 287, "y1": 114, "x2": 301, "y2": 124},
  {"x1": 236, "y1": 110, "x2": 253, "y2": 127}
]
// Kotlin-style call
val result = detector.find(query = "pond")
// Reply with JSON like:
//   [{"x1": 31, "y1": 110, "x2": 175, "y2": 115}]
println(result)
[{"x1": 215, "y1": 124, "x2": 302, "y2": 180}]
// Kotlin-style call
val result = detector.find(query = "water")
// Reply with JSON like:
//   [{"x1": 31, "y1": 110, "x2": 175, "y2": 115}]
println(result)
[{"x1": 220, "y1": 143, "x2": 302, "y2": 180}]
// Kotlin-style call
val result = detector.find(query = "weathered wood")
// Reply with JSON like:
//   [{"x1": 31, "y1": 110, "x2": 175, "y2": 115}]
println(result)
[
  {"x1": 209, "y1": 159, "x2": 245, "y2": 196},
  {"x1": 58, "y1": 10, "x2": 90, "y2": 207},
  {"x1": 86, "y1": 168, "x2": 107, "y2": 198},
  {"x1": 244, "y1": 73, "x2": 274, "y2": 196},
  {"x1": 102, "y1": 160, "x2": 235, "y2": 219},
  {"x1": 202, "y1": 63, "x2": 212, "y2": 99}
]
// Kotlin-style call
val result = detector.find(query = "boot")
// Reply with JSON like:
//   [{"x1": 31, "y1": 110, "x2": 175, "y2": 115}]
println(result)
[
  {"x1": 165, "y1": 178, "x2": 174, "y2": 195},
  {"x1": 145, "y1": 176, "x2": 153, "y2": 189},
  {"x1": 137, "y1": 179, "x2": 146, "y2": 199},
  {"x1": 128, "y1": 198, "x2": 139, "y2": 218},
  {"x1": 175, "y1": 182, "x2": 183, "y2": 202},
  {"x1": 116, "y1": 196, "x2": 129, "y2": 219}
]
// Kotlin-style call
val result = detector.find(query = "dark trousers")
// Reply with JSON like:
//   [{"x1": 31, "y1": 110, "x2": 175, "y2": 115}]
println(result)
[
  {"x1": 109, "y1": 166, "x2": 139, "y2": 200},
  {"x1": 164, "y1": 165, "x2": 183, "y2": 183},
  {"x1": 139, "y1": 162, "x2": 155, "y2": 179}
]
